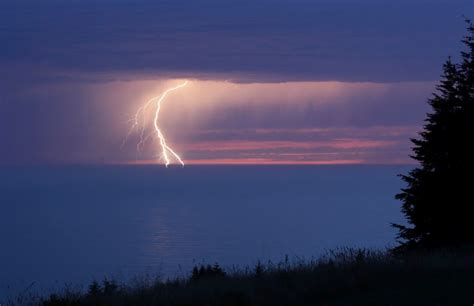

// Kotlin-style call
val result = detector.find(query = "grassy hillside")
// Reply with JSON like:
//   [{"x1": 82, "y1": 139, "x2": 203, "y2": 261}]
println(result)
[{"x1": 11, "y1": 248, "x2": 474, "y2": 306}]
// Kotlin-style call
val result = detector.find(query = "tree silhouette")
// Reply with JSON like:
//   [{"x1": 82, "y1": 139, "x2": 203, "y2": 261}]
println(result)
[{"x1": 393, "y1": 21, "x2": 474, "y2": 251}]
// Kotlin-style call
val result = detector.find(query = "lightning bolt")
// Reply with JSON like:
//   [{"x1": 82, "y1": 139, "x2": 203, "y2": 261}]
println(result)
[{"x1": 125, "y1": 80, "x2": 188, "y2": 167}]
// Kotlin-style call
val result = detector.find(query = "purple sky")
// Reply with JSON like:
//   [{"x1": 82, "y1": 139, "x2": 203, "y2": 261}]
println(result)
[{"x1": 0, "y1": 0, "x2": 472, "y2": 165}]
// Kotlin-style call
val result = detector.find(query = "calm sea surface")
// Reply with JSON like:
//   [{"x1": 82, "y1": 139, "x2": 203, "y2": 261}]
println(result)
[{"x1": 0, "y1": 165, "x2": 409, "y2": 298}]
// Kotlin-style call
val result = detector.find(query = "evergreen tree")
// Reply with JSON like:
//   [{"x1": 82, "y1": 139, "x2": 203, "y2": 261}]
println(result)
[{"x1": 393, "y1": 21, "x2": 474, "y2": 251}]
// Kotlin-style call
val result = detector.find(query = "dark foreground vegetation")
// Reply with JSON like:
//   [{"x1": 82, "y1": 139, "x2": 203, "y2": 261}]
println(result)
[{"x1": 11, "y1": 248, "x2": 474, "y2": 306}]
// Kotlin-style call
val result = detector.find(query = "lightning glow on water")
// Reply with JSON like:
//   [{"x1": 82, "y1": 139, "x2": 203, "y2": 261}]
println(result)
[{"x1": 124, "y1": 80, "x2": 189, "y2": 167}]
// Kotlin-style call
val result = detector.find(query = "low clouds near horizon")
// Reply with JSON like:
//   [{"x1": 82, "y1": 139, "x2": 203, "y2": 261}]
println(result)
[{"x1": 0, "y1": 80, "x2": 431, "y2": 164}]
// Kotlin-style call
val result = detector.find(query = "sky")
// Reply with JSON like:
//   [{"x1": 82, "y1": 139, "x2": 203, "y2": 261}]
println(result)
[{"x1": 0, "y1": 0, "x2": 472, "y2": 165}]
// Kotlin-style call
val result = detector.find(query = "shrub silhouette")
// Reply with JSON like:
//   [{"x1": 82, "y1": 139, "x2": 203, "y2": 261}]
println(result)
[
  {"x1": 191, "y1": 263, "x2": 227, "y2": 281},
  {"x1": 393, "y1": 21, "x2": 474, "y2": 251}
]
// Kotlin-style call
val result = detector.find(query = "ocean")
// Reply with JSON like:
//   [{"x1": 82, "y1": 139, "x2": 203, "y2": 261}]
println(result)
[{"x1": 0, "y1": 165, "x2": 409, "y2": 298}]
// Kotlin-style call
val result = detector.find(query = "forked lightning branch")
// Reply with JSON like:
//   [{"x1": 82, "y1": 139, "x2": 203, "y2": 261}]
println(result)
[{"x1": 124, "y1": 80, "x2": 189, "y2": 167}]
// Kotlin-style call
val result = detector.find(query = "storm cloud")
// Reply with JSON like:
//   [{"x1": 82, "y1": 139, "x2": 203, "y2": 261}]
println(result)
[
  {"x1": 0, "y1": 0, "x2": 472, "y2": 164},
  {"x1": 1, "y1": 0, "x2": 471, "y2": 83}
]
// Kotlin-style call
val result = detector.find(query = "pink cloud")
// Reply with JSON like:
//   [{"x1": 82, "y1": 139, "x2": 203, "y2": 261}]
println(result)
[{"x1": 183, "y1": 139, "x2": 398, "y2": 152}]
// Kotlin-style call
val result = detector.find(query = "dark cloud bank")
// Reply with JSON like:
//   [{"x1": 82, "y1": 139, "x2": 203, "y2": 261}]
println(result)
[{"x1": 1, "y1": 0, "x2": 471, "y2": 83}]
